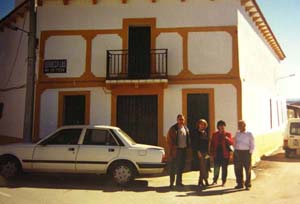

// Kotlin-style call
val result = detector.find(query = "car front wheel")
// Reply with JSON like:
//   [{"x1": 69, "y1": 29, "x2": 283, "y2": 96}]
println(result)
[
  {"x1": 111, "y1": 162, "x2": 135, "y2": 185},
  {"x1": 0, "y1": 158, "x2": 21, "y2": 179}
]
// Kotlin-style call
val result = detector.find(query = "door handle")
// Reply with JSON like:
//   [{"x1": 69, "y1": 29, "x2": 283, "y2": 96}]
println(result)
[
  {"x1": 68, "y1": 147, "x2": 75, "y2": 151},
  {"x1": 108, "y1": 148, "x2": 115, "y2": 152}
]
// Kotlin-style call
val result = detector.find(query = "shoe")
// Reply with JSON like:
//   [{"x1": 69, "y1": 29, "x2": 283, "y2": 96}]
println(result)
[
  {"x1": 211, "y1": 181, "x2": 217, "y2": 185},
  {"x1": 245, "y1": 184, "x2": 251, "y2": 190},
  {"x1": 169, "y1": 184, "x2": 174, "y2": 189},
  {"x1": 204, "y1": 179, "x2": 209, "y2": 186},
  {"x1": 176, "y1": 183, "x2": 184, "y2": 187},
  {"x1": 234, "y1": 185, "x2": 244, "y2": 189},
  {"x1": 222, "y1": 181, "x2": 226, "y2": 187},
  {"x1": 198, "y1": 180, "x2": 204, "y2": 186}
]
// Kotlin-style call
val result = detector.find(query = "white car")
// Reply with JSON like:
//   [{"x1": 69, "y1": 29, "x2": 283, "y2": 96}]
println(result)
[
  {"x1": 283, "y1": 118, "x2": 300, "y2": 158},
  {"x1": 0, "y1": 125, "x2": 166, "y2": 185}
]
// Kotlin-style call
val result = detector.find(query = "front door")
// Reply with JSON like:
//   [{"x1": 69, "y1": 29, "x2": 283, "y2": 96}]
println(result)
[
  {"x1": 128, "y1": 26, "x2": 151, "y2": 78},
  {"x1": 187, "y1": 94, "x2": 210, "y2": 135},
  {"x1": 117, "y1": 95, "x2": 158, "y2": 145}
]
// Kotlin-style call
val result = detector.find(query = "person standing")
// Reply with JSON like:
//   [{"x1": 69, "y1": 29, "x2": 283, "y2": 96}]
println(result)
[
  {"x1": 210, "y1": 120, "x2": 233, "y2": 186},
  {"x1": 191, "y1": 119, "x2": 210, "y2": 187},
  {"x1": 233, "y1": 120, "x2": 255, "y2": 190},
  {"x1": 166, "y1": 114, "x2": 190, "y2": 188}
]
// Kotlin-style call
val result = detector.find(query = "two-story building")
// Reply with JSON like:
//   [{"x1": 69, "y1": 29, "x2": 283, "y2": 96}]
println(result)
[{"x1": 0, "y1": 0, "x2": 287, "y2": 163}]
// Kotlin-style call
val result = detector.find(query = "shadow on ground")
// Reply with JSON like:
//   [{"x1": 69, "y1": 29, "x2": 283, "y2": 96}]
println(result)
[
  {"x1": 261, "y1": 151, "x2": 300, "y2": 163},
  {"x1": 0, "y1": 173, "x2": 245, "y2": 196}
]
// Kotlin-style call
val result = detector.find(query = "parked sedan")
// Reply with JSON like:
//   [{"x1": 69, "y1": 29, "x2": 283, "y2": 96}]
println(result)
[{"x1": 0, "y1": 125, "x2": 166, "y2": 185}]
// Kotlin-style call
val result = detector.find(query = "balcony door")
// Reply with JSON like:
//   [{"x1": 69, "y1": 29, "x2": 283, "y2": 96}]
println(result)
[{"x1": 128, "y1": 26, "x2": 151, "y2": 79}]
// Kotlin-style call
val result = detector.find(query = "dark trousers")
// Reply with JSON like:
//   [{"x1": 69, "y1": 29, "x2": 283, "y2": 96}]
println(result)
[
  {"x1": 234, "y1": 150, "x2": 252, "y2": 187},
  {"x1": 198, "y1": 152, "x2": 209, "y2": 184},
  {"x1": 213, "y1": 158, "x2": 229, "y2": 183},
  {"x1": 169, "y1": 148, "x2": 187, "y2": 186}
]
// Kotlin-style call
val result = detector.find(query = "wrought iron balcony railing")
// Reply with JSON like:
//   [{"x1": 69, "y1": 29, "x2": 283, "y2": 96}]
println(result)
[{"x1": 106, "y1": 49, "x2": 168, "y2": 80}]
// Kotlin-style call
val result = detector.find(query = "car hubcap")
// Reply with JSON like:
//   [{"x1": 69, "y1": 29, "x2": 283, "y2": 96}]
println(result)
[
  {"x1": 114, "y1": 165, "x2": 131, "y2": 184},
  {"x1": 1, "y1": 161, "x2": 17, "y2": 178}
]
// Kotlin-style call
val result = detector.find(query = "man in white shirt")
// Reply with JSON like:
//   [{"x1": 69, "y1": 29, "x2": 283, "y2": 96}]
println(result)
[{"x1": 233, "y1": 120, "x2": 255, "y2": 190}]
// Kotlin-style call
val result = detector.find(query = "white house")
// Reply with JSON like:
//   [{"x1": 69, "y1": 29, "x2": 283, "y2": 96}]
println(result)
[{"x1": 0, "y1": 0, "x2": 287, "y2": 163}]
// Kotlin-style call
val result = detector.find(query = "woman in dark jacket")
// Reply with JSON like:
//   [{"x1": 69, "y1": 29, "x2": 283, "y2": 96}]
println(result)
[{"x1": 191, "y1": 119, "x2": 210, "y2": 187}]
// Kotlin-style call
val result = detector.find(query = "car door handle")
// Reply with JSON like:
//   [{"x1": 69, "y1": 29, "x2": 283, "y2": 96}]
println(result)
[
  {"x1": 68, "y1": 147, "x2": 75, "y2": 151},
  {"x1": 108, "y1": 148, "x2": 115, "y2": 152}
]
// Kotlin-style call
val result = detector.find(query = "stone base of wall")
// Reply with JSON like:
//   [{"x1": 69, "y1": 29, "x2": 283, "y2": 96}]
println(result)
[
  {"x1": 0, "y1": 135, "x2": 23, "y2": 145},
  {"x1": 252, "y1": 129, "x2": 284, "y2": 165}
]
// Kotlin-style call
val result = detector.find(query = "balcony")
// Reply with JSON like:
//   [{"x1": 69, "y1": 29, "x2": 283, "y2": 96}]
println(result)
[{"x1": 106, "y1": 49, "x2": 168, "y2": 80}]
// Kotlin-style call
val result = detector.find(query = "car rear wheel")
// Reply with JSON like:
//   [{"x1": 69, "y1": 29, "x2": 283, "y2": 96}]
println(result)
[
  {"x1": 111, "y1": 162, "x2": 136, "y2": 185},
  {"x1": 0, "y1": 158, "x2": 21, "y2": 179}
]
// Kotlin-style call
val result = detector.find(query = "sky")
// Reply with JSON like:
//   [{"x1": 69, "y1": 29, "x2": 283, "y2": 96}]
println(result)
[{"x1": 0, "y1": 0, "x2": 299, "y2": 99}]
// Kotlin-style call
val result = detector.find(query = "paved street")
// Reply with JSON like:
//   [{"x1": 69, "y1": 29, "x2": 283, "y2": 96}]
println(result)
[{"x1": 0, "y1": 149, "x2": 299, "y2": 204}]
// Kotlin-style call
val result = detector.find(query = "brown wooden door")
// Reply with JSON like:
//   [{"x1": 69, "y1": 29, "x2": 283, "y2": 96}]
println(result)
[{"x1": 117, "y1": 95, "x2": 158, "y2": 145}]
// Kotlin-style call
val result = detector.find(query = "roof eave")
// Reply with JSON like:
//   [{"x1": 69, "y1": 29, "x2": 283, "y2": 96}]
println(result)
[{"x1": 241, "y1": 0, "x2": 286, "y2": 60}]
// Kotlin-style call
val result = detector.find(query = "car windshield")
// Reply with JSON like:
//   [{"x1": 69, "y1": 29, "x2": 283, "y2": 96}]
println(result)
[
  {"x1": 116, "y1": 128, "x2": 136, "y2": 145},
  {"x1": 290, "y1": 122, "x2": 300, "y2": 136}
]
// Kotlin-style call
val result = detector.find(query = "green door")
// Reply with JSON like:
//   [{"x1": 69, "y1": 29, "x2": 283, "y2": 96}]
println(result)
[
  {"x1": 128, "y1": 26, "x2": 151, "y2": 78},
  {"x1": 63, "y1": 95, "x2": 85, "y2": 125},
  {"x1": 187, "y1": 94, "x2": 210, "y2": 135}
]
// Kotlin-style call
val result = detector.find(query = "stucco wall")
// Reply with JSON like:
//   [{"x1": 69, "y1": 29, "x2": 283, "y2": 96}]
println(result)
[
  {"x1": 91, "y1": 34, "x2": 122, "y2": 77},
  {"x1": 237, "y1": 9, "x2": 286, "y2": 135},
  {"x1": 37, "y1": 0, "x2": 238, "y2": 31},
  {"x1": 44, "y1": 36, "x2": 86, "y2": 78},
  {"x1": 164, "y1": 84, "x2": 238, "y2": 135},
  {"x1": 188, "y1": 32, "x2": 232, "y2": 74},
  {"x1": 0, "y1": 13, "x2": 28, "y2": 139},
  {"x1": 39, "y1": 87, "x2": 111, "y2": 138},
  {"x1": 156, "y1": 33, "x2": 182, "y2": 76}
]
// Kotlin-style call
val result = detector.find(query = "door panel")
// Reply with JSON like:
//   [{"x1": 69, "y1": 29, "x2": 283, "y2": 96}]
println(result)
[
  {"x1": 76, "y1": 129, "x2": 120, "y2": 173},
  {"x1": 187, "y1": 94, "x2": 210, "y2": 135},
  {"x1": 117, "y1": 95, "x2": 158, "y2": 145},
  {"x1": 32, "y1": 128, "x2": 82, "y2": 172},
  {"x1": 128, "y1": 26, "x2": 151, "y2": 78},
  {"x1": 32, "y1": 145, "x2": 79, "y2": 172}
]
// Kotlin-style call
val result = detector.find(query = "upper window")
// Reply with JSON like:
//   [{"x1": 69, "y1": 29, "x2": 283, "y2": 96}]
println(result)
[
  {"x1": 83, "y1": 129, "x2": 118, "y2": 146},
  {"x1": 41, "y1": 129, "x2": 82, "y2": 145},
  {"x1": 290, "y1": 123, "x2": 300, "y2": 136}
]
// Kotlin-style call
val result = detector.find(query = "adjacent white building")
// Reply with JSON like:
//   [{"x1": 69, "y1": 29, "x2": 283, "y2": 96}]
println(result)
[{"x1": 0, "y1": 0, "x2": 287, "y2": 162}]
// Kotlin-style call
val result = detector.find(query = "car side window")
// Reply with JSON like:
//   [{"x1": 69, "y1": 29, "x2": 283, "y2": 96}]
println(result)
[
  {"x1": 42, "y1": 129, "x2": 82, "y2": 145},
  {"x1": 84, "y1": 129, "x2": 118, "y2": 146}
]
